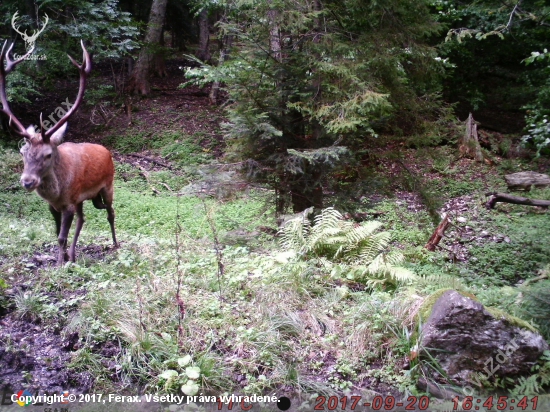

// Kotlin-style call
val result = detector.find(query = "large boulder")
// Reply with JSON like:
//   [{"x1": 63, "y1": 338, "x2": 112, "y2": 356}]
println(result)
[{"x1": 419, "y1": 290, "x2": 548, "y2": 393}]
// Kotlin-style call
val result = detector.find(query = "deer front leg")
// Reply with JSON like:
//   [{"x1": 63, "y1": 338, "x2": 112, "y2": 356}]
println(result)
[
  {"x1": 49, "y1": 205, "x2": 61, "y2": 236},
  {"x1": 68, "y1": 203, "x2": 84, "y2": 262},
  {"x1": 57, "y1": 208, "x2": 75, "y2": 265}
]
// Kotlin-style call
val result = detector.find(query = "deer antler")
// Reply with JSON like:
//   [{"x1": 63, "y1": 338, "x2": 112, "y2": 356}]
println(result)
[
  {"x1": 1, "y1": 40, "x2": 90, "y2": 141},
  {"x1": 44, "y1": 40, "x2": 92, "y2": 140},
  {"x1": 0, "y1": 40, "x2": 35, "y2": 138}
]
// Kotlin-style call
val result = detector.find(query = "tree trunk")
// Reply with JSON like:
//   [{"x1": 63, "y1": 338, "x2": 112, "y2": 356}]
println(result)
[
  {"x1": 126, "y1": 0, "x2": 169, "y2": 95},
  {"x1": 196, "y1": 9, "x2": 211, "y2": 63},
  {"x1": 460, "y1": 113, "x2": 484, "y2": 162},
  {"x1": 209, "y1": 33, "x2": 232, "y2": 105},
  {"x1": 267, "y1": 9, "x2": 281, "y2": 63}
]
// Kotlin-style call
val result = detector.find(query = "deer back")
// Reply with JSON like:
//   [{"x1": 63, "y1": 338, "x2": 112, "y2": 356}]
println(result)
[{"x1": 57, "y1": 142, "x2": 115, "y2": 205}]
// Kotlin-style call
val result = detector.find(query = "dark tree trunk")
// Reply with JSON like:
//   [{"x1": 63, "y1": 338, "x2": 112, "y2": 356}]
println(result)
[
  {"x1": 291, "y1": 181, "x2": 323, "y2": 213},
  {"x1": 196, "y1": 9, "x2": 211, "y2": 63},
  {"x1": 126, "y1": 0, "x2": 169, "y2": 95}
]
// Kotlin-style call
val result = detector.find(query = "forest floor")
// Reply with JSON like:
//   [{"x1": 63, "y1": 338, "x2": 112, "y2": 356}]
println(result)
[{"x1": 1, "y1": 58, "x2": 549, "y2": 410}]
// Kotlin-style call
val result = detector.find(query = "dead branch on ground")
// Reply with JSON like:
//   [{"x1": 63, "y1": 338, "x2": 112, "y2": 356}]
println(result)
[{"x1": 485, "y1": 192, "x2": 550, "y2": 209}]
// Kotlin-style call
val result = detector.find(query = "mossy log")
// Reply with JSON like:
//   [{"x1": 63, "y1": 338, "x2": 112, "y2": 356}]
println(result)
[{"x1": 505, "y1": 171, "x2": 550, "y2": 191}]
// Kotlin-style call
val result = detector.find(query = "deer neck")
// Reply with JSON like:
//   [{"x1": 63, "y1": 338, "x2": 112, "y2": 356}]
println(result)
[{"x1": 36, "y1": 152, "x2": 63, "y2": 203}]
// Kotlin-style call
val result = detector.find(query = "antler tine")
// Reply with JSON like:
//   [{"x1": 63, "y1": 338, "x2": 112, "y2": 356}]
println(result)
[
  {"x1": 45, "y1": 40, "x2": 91, "y2": 138},
  {"x1": 40, "y1": 112, "x2": 47, "y2": 142},
  {"x1": 0, "y1": 40, "x2": 34, "y2": 137},
  {"x1": 1, "y1": 40, "x2": 35, "y2": 73}
]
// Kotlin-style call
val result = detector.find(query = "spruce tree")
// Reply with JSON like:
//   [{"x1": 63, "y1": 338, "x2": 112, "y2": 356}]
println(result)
[{"x1": 186, "y1": 0, "x2": 442, "y2": 212}]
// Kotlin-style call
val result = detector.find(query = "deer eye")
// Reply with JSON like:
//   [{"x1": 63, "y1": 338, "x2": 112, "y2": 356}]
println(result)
[{"x1": 45, "y1": 153, "x2": 52, "y2": 159}]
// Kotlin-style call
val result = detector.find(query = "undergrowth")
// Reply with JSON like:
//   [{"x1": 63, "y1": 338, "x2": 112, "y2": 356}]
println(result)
[{"x1": 1, "y1": 138, "x2": 549, "y2": 400}]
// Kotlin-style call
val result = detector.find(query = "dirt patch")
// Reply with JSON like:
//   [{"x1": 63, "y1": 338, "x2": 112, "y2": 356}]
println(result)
[
  {"x1": 0, "y1": 242, "x2": 122, "y2": 394},
  {"x1": 0, "y1": 315, "x2": 94, "y2": 393},
  {"x1": 20, "y1": 243, "x2": 116, "y2": 272}
]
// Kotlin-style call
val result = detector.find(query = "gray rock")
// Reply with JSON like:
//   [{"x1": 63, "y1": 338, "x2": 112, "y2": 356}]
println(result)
[
  {"x1": 222, "y1": 229, "x2": 260, "y2": 246},
  {"x1": 420, "y1": 290, "x2": 548, "y2": 389}
]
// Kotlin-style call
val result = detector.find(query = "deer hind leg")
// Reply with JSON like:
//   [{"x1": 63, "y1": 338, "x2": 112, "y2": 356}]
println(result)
[
  {"x1": 58, "y1": 207, "x2": 75, "y2": 265},
  {"x1": 68, "y1": 203, "x2": 85, "y2": 262},
  {"x1": 99, "y1": 186, "x2": 118, "y2": 247},
  {"x1": 92, "y1": 192, "x2": 107, "y2": 209}
]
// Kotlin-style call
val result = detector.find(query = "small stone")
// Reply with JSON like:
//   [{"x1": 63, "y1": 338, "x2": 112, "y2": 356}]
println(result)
[{"x1": 456, "y1": 217, "x2": 467, "y2": 223}]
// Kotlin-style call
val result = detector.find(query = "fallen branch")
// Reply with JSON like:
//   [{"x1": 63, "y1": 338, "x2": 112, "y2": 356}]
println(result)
[
  {"x1": 520, "y1": 273, "x2": 549, "y2": 288},
  {"x1": 485, "y1": 192, "x2": 550, "y2": 209},
  {"x1": 137, "y1": 165, "x2": 161, "y2": 195},
  {"x1": 127, "y1": 153, "x2": 173, "y2": 170},
  {"x1": 425, "y1": 214, "x2": 450, "y2": 251}
]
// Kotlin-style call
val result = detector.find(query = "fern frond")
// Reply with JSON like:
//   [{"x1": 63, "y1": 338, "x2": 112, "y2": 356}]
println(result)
[
  {"x1": 511, "y1": 375, "x2": 540, "y2": 395},
  {"x1": 278, "y1": 207, "x2": 414, "y2": 289},
  {"x1": 356, "y1": 232, "x2": 391, "y2": 263},
  {"x1": 417, "y1": 273, "x2": 467, "y2": 290},
  {"x1": 345, "y1": 221, "x2": 383, "y2": 245},
  {"x1": 312, "y1": 207, "x2": 343, "y2": 228},
  {"x1": 278, "y1": 212, "x2": 312, "y2": 252},
  {"x1": 383, "y1": 250, "x2": 405, "y2": 266}
]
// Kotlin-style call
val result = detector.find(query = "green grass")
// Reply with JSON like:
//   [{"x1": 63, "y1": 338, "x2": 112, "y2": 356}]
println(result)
[
  {"x1": 1, "y1": 142, "x2": 549, "y2": 400},
  {"x1": 104, "y1": 130, "x2": 216, "y2": 166}
]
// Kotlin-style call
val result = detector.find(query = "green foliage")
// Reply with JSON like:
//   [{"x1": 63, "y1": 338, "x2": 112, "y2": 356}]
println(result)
[
  {"x1": 105, "y1": 130, "x2": 214, "y2": 166},
  {"x1": 279, "y1": 207, "x2": 417, "y2": 288},
  {"x1": 56, "y1": 0, "x2": 139, "y2": 60},
  {"x1": 185, "y1": 0, "x2": 443, "y2": 210},
  {"x1": 0, "y1": 0, "x2": 138, "y2": 103},
  {"x1": 521, "y1": 49, "x2": 550, "y2": 156},
  {"x1": 4, "y1": 70, "x2": 40, "y2": 105},
  {"x1": 158, "y1": 355, "x2": 201, "y2": 395},
  {"x1": 510, "y1": 351, "x2": 550, "y2": 396},
  {"x1": 14, "y1": 291, "x2": 49, "y2": 322},
  {"x1": 435, "y1": 0, "x2": 550, "y2": 124},
  {"x1": 517, "y1": 278, "x2": 550, "y2": 341},
  {"x1": 85, "y1": 84, "x2": 116, "y2": 106},
  {"x1": 522, "y1": 115, "x2": 550, "y2": 156}
]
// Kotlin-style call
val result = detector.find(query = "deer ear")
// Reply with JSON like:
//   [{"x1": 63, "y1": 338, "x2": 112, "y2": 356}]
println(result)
[
  {"x1": 50, "y1": 123, "x2": 67, "y2": 146},
  {"x1": 19, "y1": 138, "x2": 31, "y2": 154}
]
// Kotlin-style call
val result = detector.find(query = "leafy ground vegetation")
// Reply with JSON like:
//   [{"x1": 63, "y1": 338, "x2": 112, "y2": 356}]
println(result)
[
  {"x1": 1, "y1": 0, "x2": 550, "y2": 409},
  {"x1": 0, "y1": 69, "x2": 549, "y2": 410}
]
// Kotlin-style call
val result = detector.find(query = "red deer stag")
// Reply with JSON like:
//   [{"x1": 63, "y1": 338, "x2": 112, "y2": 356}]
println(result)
[{"x1": 0, "y1": 40, "x2": 118, "y2": 265}]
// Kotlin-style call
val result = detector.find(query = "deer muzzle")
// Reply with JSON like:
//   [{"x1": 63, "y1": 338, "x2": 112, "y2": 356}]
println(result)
[{"x1": 20, "y1": 174, "x2": 40, "y2": 191}]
